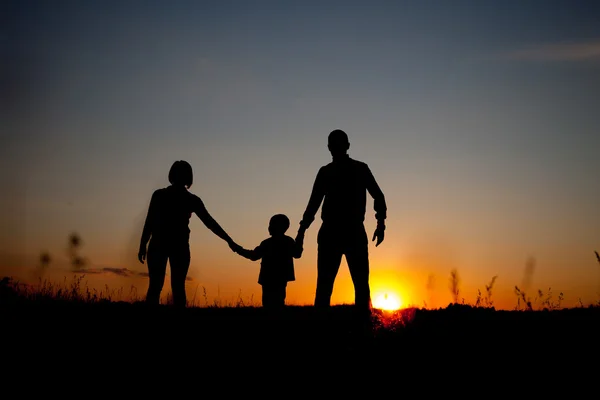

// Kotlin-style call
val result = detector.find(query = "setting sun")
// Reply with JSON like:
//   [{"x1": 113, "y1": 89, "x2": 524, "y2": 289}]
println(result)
[{"x1": 372, "y1": 292, "x2": 403, "y2": 311}]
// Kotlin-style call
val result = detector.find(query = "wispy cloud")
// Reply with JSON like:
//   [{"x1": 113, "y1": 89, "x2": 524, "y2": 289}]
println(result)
[
  {"x1": 74, "y1": 267, "x2": 145, "y2": 278},
  {"x1": 74, "y1": 267, "x2": 193, "y2": 281},
  {"x1": 500, "y1": 39, "x2": 600, "y2": 62}
]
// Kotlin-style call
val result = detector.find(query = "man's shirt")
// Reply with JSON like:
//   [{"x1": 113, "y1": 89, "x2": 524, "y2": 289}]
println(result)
[{"x1": 300, "y1": 155, "x2": 387, "y2": 230}]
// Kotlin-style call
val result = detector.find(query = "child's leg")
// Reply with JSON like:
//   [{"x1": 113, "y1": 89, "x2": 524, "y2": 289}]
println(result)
[
  {"x1": 262, "y1": 285, "x2": 273, "y2": 308},
  {"x1": 276, "y1": 283, "x2": 287, "y2": 307},
  {"x1": 146, "y1": 242, "x2": 168, "y2": 305}
]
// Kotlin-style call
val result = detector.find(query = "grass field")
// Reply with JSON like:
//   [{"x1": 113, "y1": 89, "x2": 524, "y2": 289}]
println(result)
[{"x1": 3, "y1": 274, "x2": 598, "y2": 368}]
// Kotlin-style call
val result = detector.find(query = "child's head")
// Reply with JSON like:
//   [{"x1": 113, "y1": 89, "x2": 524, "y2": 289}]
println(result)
[
  {"x1": 169, "y1": 160, "x2": 193, "y2": 189},
  {"x1": 268, "y1": 214, "x2": 290, "y2": 236}
]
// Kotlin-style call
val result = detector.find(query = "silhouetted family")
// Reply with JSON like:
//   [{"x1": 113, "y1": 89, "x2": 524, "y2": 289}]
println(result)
[{"x1": 138, "y1": 129, "x2": 387, "y2": 312}]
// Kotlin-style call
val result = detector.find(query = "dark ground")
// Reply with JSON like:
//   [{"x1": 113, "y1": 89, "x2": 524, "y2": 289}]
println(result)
[
  {"x1": 3, "y1": 295, "x2": 598, "y2": 357},
  {"x1": 2, "y1": 281, "x2": 599, "y2": 389}
]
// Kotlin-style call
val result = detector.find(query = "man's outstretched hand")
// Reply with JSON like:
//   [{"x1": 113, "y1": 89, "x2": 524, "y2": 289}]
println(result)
[{"x1": 372, "y1": 225, "x2": 385, "y2": 247}]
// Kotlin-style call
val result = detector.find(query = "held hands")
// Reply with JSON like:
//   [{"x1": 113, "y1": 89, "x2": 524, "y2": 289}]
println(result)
[
  {"x1": 228, "y1": 240, "x2": 243, "y2": 254},
  {"x1": 295, "y1": 227, "x2": 305, "y2": 242},
  {"x1": 372, "y1": 223, "x2": 385, "y2": 247},
  {"x1": 296, "y1": 226, "x2": 306, "y2": 239}
]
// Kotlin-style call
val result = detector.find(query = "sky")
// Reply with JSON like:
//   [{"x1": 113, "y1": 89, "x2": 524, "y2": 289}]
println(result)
[{"x1": 2, "y1": 0, "x2": 600, "y2": 310}]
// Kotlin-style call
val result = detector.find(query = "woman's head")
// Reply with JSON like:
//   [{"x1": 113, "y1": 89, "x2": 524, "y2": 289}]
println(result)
[{"x1": 168, "y1": 160, "x2": 193, "y2": 188}]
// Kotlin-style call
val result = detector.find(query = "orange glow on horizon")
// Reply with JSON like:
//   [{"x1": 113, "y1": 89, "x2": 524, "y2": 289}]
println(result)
[{"x1": 372, "y1": 292, "x2": 403, "y2": 311}]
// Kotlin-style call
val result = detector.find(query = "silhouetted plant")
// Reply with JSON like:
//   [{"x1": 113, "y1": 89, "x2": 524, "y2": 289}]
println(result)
[
  {"x1": 595, "y1": 251, "x2": 600, "y2": 306},
  {"x1": 449, "y1": 269, "x2": 460, "y2": 304},
  {"x1": 0, "y1": 274, "x2": 144, "y2": 304},
  {"x1": 514, "y1": 286, "x2": 532, "y2": 311},
  {"x1": 425, "y1": 273, "x2": 435, "y2": 309},
  {"x1": 202, "y1": 286, "x2": 209, "y2": 306},
  {"x1": 68, "y1": 232, "x2": 88, "y2": 271},
  {"x1": 485, "y1": 275, "x2": 497, "y2": 307},
  {"x1": 557, "y1": 291, "x2": 564, "y2": 309},
  {"x1": 32, "y1": 251, "x2": 52, "y2": 280},
  {"x1": 524, "y1": 287, "x2": 565, "y2": 310},
  {"x1": 130, "y1": 285, "x2": 138, "y2": 300},
  {"x1": 0, "y1": 276, "x2": 21, "y2": 302},
  {"x1": 40, "y1": 252, "x2": 51, "y2": 268},
  {"x1": 475, "y1": 275, "x2": 498, "y2": 308}
]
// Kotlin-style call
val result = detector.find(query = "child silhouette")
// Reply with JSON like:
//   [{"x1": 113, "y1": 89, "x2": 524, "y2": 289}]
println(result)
[{"x1": 235, "y1": 214, "x2": 304, "y2": 309}]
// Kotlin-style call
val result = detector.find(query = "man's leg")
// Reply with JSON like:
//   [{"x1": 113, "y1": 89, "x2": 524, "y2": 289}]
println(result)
[
  {"x1": 315, "y1": 227, "x2": 343, "y2": 308},
  {"x1": 345, "y1": 226, "x2": 371, "y2": 310}
]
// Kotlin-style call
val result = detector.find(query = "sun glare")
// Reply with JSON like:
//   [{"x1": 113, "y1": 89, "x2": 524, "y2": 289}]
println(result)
[{"x1": 372, "y1": 292, "x2": 403, "y2": 311}]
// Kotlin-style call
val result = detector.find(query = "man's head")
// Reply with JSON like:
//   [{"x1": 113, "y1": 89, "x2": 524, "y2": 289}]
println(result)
[
  {"x1": 328, "y1": 129, "x2": 350, "y2": 156},
  {"x1": 268, "y1": 214, "x2": 290, "y2": 236}
]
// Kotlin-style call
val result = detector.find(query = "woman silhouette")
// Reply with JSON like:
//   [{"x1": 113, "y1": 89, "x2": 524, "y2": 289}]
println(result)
[{"x1": 138, "y1": 160, "x2": 240, "y2": 307}]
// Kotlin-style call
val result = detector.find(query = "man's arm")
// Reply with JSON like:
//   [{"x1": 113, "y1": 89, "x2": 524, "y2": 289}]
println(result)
[
  {"x1": 365, "y1": 165, "x2": 387, "y2": 246},
  {"x1": 293, "y1": 231, "x2": 304, "y2": 259},
  {"x1": 365, "y1": 165, "x2": 387, "y2": 223},
  {"x1": 299, "y1": 168, "x2": 326, "y2": 232}
]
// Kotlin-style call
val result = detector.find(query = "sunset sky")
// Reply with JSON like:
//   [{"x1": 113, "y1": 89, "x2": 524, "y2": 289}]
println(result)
[{"x1": 2, "y1": 0, "x2": 600, "y2": 310}]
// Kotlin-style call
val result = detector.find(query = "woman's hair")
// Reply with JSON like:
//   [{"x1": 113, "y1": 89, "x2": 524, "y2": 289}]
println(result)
[{"x1": 168, "y1": 160, "x2": 193, "y2": 188}]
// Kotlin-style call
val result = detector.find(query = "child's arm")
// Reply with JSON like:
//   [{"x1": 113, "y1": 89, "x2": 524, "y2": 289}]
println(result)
[{"x1": 237, "y1": 246, "x2": 262, "y2": 261}]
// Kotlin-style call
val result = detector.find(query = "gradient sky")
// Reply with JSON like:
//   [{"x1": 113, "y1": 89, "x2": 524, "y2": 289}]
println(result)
[{"x1": 2, "y1": 0, "x2": 600, "y2": 310}]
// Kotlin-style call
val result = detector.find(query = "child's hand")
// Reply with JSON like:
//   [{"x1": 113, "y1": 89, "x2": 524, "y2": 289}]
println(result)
[{"x1": 229, "y1": 242, "x2": 243, "y2": 254}]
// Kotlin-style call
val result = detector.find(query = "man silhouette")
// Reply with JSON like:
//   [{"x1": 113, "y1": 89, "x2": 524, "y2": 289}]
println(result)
[{"x1": 297, "y1": 129, "x2": 387, "y2": 310}]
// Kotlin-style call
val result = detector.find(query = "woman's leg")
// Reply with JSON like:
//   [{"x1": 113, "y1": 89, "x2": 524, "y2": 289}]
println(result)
[
  {"x1": 146, "y1": 242, "x2": 168, "y2": 305},
  {"x1": 169, "y1": 244, "x2": 191, "y2": 308}
]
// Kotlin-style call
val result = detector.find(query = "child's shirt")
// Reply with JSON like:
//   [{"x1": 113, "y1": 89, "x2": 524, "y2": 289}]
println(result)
[{"x1": 239, "y1": 235, "x2": 303, "y2": 285}]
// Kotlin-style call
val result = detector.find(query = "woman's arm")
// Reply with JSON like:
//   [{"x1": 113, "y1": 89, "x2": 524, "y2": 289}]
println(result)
[
  {"x1": 138, "y1": 191, "x2": 158, "y2": 263},
  {"x1": 193, "y1": 196, "x2": 236, "y2": 245}
]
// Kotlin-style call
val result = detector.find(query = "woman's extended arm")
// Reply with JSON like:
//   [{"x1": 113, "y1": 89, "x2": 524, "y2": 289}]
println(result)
[{"x1": 193, "y1": 196, "x2": 237, "y2": 247}]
